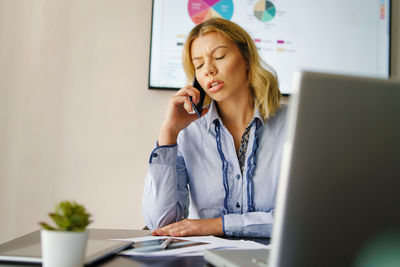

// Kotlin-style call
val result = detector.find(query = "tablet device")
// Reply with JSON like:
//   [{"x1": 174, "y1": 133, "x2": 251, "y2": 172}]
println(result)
[{"x1": 0, "y1": 233, "x2": 134, "y2": 265}]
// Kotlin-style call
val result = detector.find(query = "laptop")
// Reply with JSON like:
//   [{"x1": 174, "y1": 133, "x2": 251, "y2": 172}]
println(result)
[
  {"x1": 204, "y1": 71, "x2": 400, "y2": 267},
  {"x1": 0, "y1": 231, "x2": 134, "y2": 265}
]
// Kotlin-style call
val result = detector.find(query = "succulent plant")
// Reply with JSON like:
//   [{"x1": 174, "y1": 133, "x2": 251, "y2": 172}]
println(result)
[{"x1": 39, "y1": 201, "x2": 92, "y2": 232}]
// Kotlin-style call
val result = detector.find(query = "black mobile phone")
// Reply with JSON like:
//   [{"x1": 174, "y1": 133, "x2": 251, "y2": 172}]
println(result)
[{"x1": 189, "y1": 77, "x2": 206, "y2": 117}]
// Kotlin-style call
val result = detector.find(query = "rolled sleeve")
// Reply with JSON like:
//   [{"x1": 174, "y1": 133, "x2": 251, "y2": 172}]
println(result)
[
  {"x1": 223, "y1": 211, "x2": 274, "y2": 238},
  {"x1": 149, "y1": 143, "x2": 178, "y2": 165},
  {"x1": 143, "y1": 143, "x2": 189, "y2": 230}
]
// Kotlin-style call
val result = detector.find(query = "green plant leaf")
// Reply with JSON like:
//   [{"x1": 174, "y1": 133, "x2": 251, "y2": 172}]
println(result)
[
  {"x1": 39, "y1": 222, "x2": 56, "y2": 231},
  {"x1": 40, "y1": 201, "x2": 92, "y2": 232},
  {"x1": 49, "y1": 213, "x2": 69, "y2": 230}
]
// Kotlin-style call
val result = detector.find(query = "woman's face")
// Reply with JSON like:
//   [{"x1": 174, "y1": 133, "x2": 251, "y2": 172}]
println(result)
[{"x1": 191, "y1": 32, "x2": 250, "y2": 104}]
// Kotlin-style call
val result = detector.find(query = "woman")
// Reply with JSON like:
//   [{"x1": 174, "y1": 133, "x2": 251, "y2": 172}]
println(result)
[{"x1": 143, "y1": 18, "x2": 287, "y2": 238}]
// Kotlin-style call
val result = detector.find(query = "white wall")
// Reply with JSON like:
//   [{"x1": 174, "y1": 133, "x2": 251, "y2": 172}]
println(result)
[
  {"x1": 0, "y1": 0, "x2": 399, "y2": 243},
  {"x1": 0, "y1": 0, "x2": 161, "y2": 242}
]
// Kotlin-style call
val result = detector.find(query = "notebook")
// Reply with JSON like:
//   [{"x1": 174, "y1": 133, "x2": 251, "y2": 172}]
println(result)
[
  {"x1": 0, "y1": 232, "x2": 134, "y2": 265},
  {"x1": 204, "y1": 71, "x2": 400, "y2": 267}
]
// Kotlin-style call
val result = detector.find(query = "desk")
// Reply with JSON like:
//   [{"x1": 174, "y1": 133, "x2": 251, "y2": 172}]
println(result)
[{"x1": 0, "y1": 229, "x2": 270, "y2": 266}]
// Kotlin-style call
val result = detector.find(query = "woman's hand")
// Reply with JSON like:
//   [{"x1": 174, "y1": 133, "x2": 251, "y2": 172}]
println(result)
[
  {"x1": 151, "y1": 218, "x2": 223, "y2": 237},
  {"x1": 158, "y1": 85, "x2": 207, "y2": 146}
]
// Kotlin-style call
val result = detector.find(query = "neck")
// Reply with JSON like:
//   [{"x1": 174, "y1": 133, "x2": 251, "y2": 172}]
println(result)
[{"x1": 217, "y1": 92, "x2": 254, "y2": 130}]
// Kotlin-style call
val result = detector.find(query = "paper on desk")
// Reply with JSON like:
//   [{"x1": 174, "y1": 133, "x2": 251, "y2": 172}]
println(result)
[{"x1": 113, "y1": 235, "x2": 270, "y2": 258}]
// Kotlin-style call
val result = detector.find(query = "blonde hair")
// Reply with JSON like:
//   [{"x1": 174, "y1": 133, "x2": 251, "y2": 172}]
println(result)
[{"x1": 182, "y1": 18, "x2": 281, "y2": 119}]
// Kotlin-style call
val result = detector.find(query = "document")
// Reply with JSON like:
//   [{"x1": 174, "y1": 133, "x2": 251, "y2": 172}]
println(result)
[{"x1": 113, "y1": 236, "x2": 269, "y2": 258}]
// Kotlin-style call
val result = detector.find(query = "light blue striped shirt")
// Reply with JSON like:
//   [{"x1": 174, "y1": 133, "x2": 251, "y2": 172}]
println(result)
[{"x1": 143, "y1": 101, "x2": 288, "y2": 237}]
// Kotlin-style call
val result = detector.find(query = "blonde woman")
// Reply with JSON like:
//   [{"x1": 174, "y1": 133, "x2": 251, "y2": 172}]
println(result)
[{"x1": 143, "y1": 18, "x2": 287, "y2": 237}]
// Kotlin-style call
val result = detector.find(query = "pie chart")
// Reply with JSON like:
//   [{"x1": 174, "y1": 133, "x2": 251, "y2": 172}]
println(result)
[
  {"x1": 188, "y1": 0, "x2": 234, "y2": 25},
  {"x1": 254, "y1": 0, "x2": 276, "y2": 22}
]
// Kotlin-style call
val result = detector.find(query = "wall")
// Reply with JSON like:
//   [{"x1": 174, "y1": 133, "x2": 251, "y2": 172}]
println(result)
[{"x1": 0, "y1": 0, "x2": 399, "y2": 243}]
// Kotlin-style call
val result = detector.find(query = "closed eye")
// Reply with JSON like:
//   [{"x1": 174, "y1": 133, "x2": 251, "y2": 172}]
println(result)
[
  {"x1": 195, "y1": 64, "x2": 204, "y2": 70},
  {"x1": 216, "y1": 55, "x2": 225, "y2": 60}
]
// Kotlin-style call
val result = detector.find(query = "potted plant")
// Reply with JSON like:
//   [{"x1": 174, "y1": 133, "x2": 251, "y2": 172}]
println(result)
[{"x1": 39, "y1": 201, "x2": 92, "y2": 267}]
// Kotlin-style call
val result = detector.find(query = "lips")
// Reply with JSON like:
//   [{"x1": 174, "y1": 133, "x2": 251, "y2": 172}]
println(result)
[{"x1": 207, "y1": 80, "x2": 224, "y2": 93}]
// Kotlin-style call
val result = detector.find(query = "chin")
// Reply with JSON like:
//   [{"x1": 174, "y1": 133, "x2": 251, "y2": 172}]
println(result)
[{"x1": 210, "y1": 94, "x2": 229, "y2": 104}]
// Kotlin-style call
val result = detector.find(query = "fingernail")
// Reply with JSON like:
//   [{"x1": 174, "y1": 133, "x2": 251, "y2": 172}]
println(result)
[{"x1": 183, "y1": 102, "x2": 190, "y2": 112}]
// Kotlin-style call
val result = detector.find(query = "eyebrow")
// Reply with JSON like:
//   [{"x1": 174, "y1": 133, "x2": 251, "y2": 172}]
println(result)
[{"x1": 192, "y1": 45, "x2": 229, "y2": 61}]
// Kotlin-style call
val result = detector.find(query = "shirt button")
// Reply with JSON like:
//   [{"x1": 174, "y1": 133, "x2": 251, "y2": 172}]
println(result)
[
  {"x1": 236, "y1": 174, "x2": 241, "y2": 180},
  {"x1": 153, "y1": 153, "x2": 158, "y2": 158},
  {"x1": 236, "y1": 203, "x2": 240, "y2": 208}
]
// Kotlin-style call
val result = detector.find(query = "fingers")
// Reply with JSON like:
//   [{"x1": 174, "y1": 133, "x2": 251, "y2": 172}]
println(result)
[
  {"x1": 183, "y1": 102, "x2": 196, "y2": 114},
  {"x1": 152, "y1": 222, "x2": 182, "y2": 236},
  {"x1": 151, "y1": 222, "x2": 175, "y2": 236},
  {"x1": 151, "y1": 220, "x2": 195, "y2": 237},
  {"x1": 170, "y1": 95, "x2": 195, "y2": 113},
  {"x1": 169, "y1": 85, "x2": 202, "y2": 115},
  {"x1": 175, "y1": 85, "x2": 201, "y2": 105},
  {"x1": 158, "y1": 84, "x2": 203, "y2": 146}
]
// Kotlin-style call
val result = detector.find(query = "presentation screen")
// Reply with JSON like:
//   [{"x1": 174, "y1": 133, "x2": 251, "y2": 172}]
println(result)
[{"x1": 149, "y1": 0, "x2": 391, "y2": 95}]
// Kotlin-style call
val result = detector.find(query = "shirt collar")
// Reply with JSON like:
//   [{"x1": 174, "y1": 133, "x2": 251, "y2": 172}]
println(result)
[
  {"x1": 206, "y1": 100, "x2": 265, "y2": 132},
  {"x1": 206, "y1": 100, "x2": 220, "y2": 132},
  {"x1": 253, "y1": 104, "x2": 264, "y2": 127}
]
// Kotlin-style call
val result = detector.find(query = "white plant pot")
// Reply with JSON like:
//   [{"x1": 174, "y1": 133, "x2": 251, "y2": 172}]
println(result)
[{"x1": 41, "y1": 229, "x2": 88, "y2": 267}]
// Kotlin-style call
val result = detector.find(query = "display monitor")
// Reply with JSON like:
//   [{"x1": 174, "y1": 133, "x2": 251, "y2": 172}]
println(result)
[{"x1": 148, "y1": 0, "x2": 391, "y2": 95}]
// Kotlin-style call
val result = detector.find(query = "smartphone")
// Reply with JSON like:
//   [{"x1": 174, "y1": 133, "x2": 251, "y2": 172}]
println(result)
[{"x1": 189, "y1": 77, "x2": 206, "y2": 117}]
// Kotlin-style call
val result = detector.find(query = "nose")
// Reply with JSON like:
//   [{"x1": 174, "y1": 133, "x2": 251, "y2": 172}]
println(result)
[{"x1": 203, "y1": 60, "x2": 217, "y2": 76}]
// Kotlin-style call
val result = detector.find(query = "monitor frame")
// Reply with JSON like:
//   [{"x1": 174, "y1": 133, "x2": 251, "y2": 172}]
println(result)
[{"x1": 147, "y1": 0, "x2": 392, "y2": 96}]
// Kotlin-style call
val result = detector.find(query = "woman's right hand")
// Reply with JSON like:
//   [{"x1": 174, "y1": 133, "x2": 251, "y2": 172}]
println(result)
[{"x1": 157, "y1": 85, "x2": 205, "y2": 146}]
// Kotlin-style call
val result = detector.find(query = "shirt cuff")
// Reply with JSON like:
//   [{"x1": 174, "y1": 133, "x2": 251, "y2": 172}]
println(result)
[
  {"x1": 223, "y1": 214, "x2": 243, "y2": 237},
  {"x1": 149, "y1": 143, "x2": 178, "y2": 164}
]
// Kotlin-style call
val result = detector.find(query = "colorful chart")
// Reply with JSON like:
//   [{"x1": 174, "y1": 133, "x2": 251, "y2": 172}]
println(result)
[
  {"x1": 254, "y1": 0, "x2": 276, "y2": 22},
  {"x1": 188, "y1": 0, "x2": 234, "y2": 25}
]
